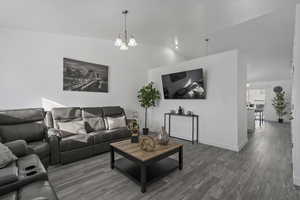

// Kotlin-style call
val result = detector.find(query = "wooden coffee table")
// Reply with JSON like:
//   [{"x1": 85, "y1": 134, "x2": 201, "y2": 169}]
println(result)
[{"x1": 110, "y1": 139, "x2": 183, "y2": 193}]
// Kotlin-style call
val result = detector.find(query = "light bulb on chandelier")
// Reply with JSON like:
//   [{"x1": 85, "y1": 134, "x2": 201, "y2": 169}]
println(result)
[
  {"x1": 120, "y1": 42, "x2": 129, "y2": 50},
  {"x1": 128, "y1": 36, "x2": 137, "y2": 47},
  {"x1": 114, "y1": 34, "x2": 122, "y2": 47}
]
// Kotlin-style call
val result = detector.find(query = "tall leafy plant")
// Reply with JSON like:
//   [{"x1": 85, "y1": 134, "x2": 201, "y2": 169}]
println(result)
[
  {"x1": 137, "y1": 82, "x2": 160, "y2": 133},
  {"x1": 272, "y1": 86, "x2": 288, "y2": 123}
]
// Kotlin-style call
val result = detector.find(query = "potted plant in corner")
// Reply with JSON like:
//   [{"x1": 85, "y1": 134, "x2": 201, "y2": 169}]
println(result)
[
  {"x1": 137, "y1": 82, "x2": 160, "y2": 135},
  {"x1": 272, "y1": 86, "x2": 288, "y2": 123}
]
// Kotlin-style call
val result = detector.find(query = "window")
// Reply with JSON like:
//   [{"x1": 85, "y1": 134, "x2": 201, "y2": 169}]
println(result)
[{"x1": 247, "y1": 89, "x2": 266, "y2": 105}]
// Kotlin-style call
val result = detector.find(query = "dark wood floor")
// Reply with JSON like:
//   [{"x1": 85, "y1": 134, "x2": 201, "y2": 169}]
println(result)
[{"x1": 48, "y1": 122, "x2": 300, "y2": 200}]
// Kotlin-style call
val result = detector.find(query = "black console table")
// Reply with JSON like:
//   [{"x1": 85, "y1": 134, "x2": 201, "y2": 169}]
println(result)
[{"x1": 164, "y1": 113, "x2": 199, "y2": 144}]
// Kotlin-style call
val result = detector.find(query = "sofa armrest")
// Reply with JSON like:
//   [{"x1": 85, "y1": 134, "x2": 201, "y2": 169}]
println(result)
[
  {"x1": 46, "y1": 128, "x2": 61, "y2": 164},
  {"x1": 4, "y1": 140, "x2": 29, "y2": 157}
]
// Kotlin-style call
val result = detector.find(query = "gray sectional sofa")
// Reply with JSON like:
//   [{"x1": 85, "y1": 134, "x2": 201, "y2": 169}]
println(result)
[
  {"x1": 0, "y1": 106, "x2": 131, "y2": 198},
  {"x1": 0, "y1": 106, "x2": 131, "y2": 165}
]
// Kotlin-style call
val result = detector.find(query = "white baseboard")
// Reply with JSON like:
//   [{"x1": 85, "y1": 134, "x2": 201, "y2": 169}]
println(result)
[
  {"x1": 294, "y1": 176, "x2": 300, "y2": 186},
  {"x1": 150, "y1": 126, "x2": 245, "y2": 152},
  {"x1": 264, "y1": 119, "x2": 291, "y2": 124},
  {"x1": 238, "y1": 139, "x2": 248, "y2": 151},
  {"x1": 199, "y1": 139, "x2": 239, "y2": 152}
]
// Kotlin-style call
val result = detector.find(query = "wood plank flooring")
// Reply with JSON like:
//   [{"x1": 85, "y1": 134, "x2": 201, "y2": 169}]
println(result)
[{"x1": 48, "y1": 122, "x2": 300, "y2": 200}]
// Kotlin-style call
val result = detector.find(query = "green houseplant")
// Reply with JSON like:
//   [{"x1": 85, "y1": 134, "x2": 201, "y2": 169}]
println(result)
[
  {"x1": 272, "y1": 86, "x2": 288, "y2": 123},
  {"x1": 137, "y1": 82, "x2": 160, "y2": 135}
]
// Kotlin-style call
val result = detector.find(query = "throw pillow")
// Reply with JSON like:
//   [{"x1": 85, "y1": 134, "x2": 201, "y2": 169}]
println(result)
[
  {"x1": 0, "y1": 143, "x2": 17, "y2": 169},
  {"x1": 57, "y1": 121, "x2": 87, "y2": 137},
  {"x1": 84, "y1": 117, "x2": 106, "y2": 133},
  {"x1": 106, "y1": 116, "x2": 127, "y2": 130}
]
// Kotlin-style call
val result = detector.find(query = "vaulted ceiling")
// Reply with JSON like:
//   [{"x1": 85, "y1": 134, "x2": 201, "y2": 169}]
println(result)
[{"x1": 0, "y1": 0, "x2": 299, "y2": 81}]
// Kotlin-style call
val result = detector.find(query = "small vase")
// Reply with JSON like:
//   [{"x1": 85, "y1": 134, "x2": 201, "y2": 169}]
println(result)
[
  {"x1": 178, "y1": 106, "x2": 184, "y2": 115},
  {"x1": 131, "y1": 135, "x2": 139, "y2": 143},
  {"x1": 158, "y1": 127, "x2": 169, "y2": 145}
]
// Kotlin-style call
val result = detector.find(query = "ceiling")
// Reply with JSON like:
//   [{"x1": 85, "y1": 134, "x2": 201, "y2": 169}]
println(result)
[{"x1": 0, "y1": 0, "x2": 299, "y2": 82}]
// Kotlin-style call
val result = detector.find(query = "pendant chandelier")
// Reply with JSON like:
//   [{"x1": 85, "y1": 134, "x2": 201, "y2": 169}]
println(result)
[{"x1": 114, "y1": 10, "x2": 137, "y2": 50}]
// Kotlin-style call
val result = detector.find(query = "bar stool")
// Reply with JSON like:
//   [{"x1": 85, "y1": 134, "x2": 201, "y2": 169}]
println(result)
[{"x1": 255, "y1": 104, "x2": 264, "y2": 127}]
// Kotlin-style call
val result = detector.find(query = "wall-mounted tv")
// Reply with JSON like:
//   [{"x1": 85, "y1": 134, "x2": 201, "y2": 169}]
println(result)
[{"x1": 161, "y1": 68, "x2": 206, "y2": 99}]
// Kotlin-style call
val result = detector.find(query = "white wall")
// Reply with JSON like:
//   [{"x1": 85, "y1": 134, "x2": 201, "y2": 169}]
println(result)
[
  {"x1": 0, "y1": 28, "x2": 184, "y2": 119},
  {"x1": 248, "y1": 80, "x2": 292, "y2": 122},
  {"x1": 237, "y1": 54, "x2": 248, "y2": 149},
  {"x1": 292, "y1": 4, "x2": 300, "y2": 186},
  {"x1": 148, "y1": 50, "x2": 247, "y2": 152}
]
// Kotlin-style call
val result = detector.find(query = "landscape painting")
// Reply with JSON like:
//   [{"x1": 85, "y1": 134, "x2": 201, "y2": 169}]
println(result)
[{"x1": 63, "y1": 58, "x2": 108, "y2": 93}]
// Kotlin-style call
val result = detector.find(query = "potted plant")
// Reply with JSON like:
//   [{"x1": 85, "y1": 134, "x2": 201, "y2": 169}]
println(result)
[
  {"x1": 272, "y1": 86, "x2": 288, "y2": 123},
  {"x1": 128, "y1": 120, "x2": 139, "y2": 143},
  {"x1": 137, "y1": 82, "x2": 160, "y2": 135}
]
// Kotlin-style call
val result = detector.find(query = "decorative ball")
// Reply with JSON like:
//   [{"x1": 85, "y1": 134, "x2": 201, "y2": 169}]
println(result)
[{"x1": 139, "y1": 136, "x2": 156, "y2": 152}]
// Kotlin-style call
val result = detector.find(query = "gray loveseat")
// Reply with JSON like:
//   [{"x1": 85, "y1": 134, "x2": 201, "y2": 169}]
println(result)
[{"x1": 47, "y1": 106, "x2": 131, "y2": 164}]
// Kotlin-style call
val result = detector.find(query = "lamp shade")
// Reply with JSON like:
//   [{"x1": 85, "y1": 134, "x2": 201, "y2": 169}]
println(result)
[
  {"x1": 128, "y1": 37, "x2": 137, "y2": 47},
  {"x1": 120, "y1": 43, "x2": 129, "y2": 50}
]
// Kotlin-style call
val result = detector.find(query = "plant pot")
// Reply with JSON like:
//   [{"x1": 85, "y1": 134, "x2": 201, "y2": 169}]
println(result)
[
  {"x1": 278, "y1": 118, "x2": 284, "y2": 123},
  {"x1": 143, "y1": 128, "x2": 149, "y2": 135},
  {"x1": 131, "y1": 135, "x2": 139, "y2": 143}
]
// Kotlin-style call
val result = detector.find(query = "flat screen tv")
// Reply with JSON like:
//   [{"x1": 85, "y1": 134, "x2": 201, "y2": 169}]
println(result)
[{"x1": 161, "y1": 68, "x2": 206, "y2": 99}]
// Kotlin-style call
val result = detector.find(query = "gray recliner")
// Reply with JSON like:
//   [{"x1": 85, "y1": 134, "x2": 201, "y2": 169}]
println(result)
[
  {"x1": 0, "y1": 108, "x2": 57, "y2": 167},
  {"x1": 1, "y1": 181, "x2": 58, "y2": 200},
  {"x1": 0, "y1": 140, "x2": 58, "y2": 199}
]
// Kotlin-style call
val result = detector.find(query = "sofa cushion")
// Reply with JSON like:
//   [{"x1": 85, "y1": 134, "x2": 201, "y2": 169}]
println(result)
[
  {"x1": 82, "y1": 107, "x2": 105, "y2": 132},
  {"x1": 85, "y1": 117, "x2": 106, "y2": 132},
  {"x1": 51, "y1": 107, "x2": 82, "y2": 129},
  {"x1": 45, "y1": 111, "x2": 54, "y2": 129},
  {"x1": 0, "y1": 143, "x2": 17, "y2": 169},
  {"x1": 18, "y1": 181, "x2": 59, "y2": 200},
  {"x1": 57, "y1": 121, "x2": 87, "y2": 137},
  {"x1": 0, "y1": 122, "x2": 46, "y2": 143},
  {"x1": 60, "y1": 134, "x2": 93, "y2": 152},
  {"x1": 106, "y1": 116, "x2": 127, "y2": 130},
  {"x1": 4, "y1": 140, "x2": 29, "y2": 158},
  {"x1": 52, "y1": 107, "x2": 81, "y2": 121},
  {"x1": 82, "y1": 107, "x2": 103, "y2": 118},
  {"x1": 28, "y1": 141, "x2": 50, "y2": 159},
  {"x1": 91, "y1": 128, "x2": 131, "y2": 144},
  {"x1": 90, "y1": 131, "x2": 112, "y2": 143},
  {"x1": 0, "y1": 108, "x2": 44, "y2": 125},
  {"x1": 102, "y1": 106, "x2": 124, "y2": 117},
  {"x1": 109, "y1": 127, "x2": 131, "y2": 140},
  {"x1": 0, "y1": 108, "x2": 46, "y2": 143},
  {"x1": 0, "y1": 192, "x2": 17, "y2": 200},
  {"x1": 0, "y1": 162, "x2": 18, "y2": 186}
]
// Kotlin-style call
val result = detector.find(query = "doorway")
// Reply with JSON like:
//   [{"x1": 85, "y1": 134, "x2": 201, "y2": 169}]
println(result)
[{"x1": 247, "y1": 88, "x2": 266, "y2": 128}]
